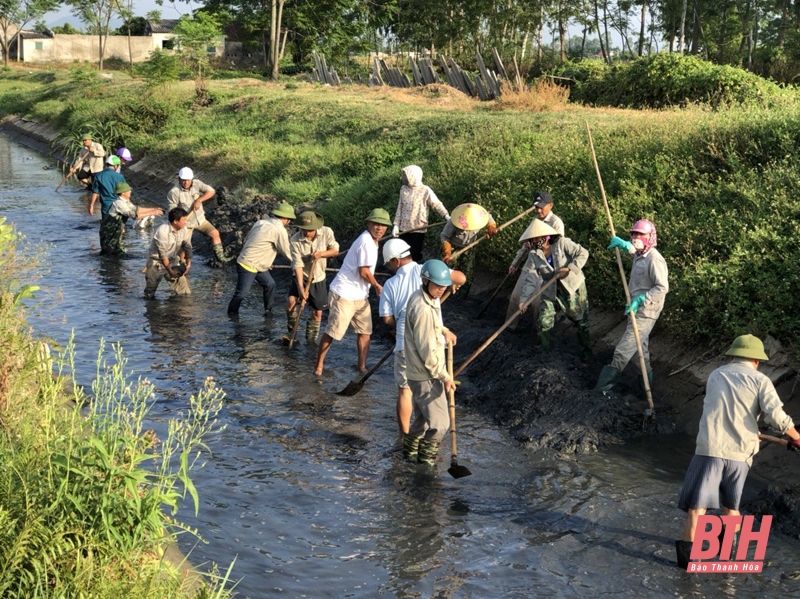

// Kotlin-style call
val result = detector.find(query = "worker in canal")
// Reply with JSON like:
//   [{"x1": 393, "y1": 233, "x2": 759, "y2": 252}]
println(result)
[
  {"x1": 70, "y1": 133, "x2": 106, "y2": 187},
  {"x1": 595, "y1": 219, "x2": 669, "y2": 393},
  {"x1": 392, "y1": 165, "x2": 450, "y2": 263},
  {"x1": 167, "y1": 167, "x2": 229, "y2": 265},
  {"x1": 288, "y1": 211, "x2": 339, "y2": 341},
  {"x1": 505, "y1": 191, "x2": 565, "y2": 330},
  {"x1": 144, "y1": 207, "x2": 193, "y2": 299},
  {"x1": 89, "y1": 155, "x2": 126, "y2": 218},
  {"x1": 100, "y1": 182, "x2": 164, "y2": 255},
  {"x1": 440, "y1": 202, "x2": 497, "y2": 296},
  {"x1": 227, "y1": 201, "x2": 295, "y2": 316},
  {"x1": 517, "y1": 219, "x2": 591, "y2": 358},
  {"x1": 402, "y1": 259, "x2": 458, "y2": 465},
  {"x1": 313, "y1": 208, "x2": 391, "y2": 376},
  {"x1": 676, "y1": 334, "x2": 800, "y2": 568}
]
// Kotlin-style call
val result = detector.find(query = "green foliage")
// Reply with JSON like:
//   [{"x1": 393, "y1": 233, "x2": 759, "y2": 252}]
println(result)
[
  {"x1": 174, "y1": 12, "x2": 224, "y2": 100},
  {"x1": 133, "y1": 49, "x2": 182, "y2": 86}
]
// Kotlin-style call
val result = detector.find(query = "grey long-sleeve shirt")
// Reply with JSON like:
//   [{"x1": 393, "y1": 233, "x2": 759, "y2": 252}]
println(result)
[{"x1": 628, "y1": 247, "x2": 669, "y2": 319}]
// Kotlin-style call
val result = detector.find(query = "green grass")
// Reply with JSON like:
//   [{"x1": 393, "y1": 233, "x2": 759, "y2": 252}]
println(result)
[{"x1": 3, "y1": 66, "x2": 800, "y2": 346}]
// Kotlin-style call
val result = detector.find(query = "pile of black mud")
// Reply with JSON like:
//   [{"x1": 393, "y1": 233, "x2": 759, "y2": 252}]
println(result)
[{"x1": 748, "y1": 486, "x2": 800, "y2": 538}]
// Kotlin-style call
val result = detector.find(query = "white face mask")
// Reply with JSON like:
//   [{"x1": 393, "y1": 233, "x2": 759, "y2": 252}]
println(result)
[{"x1": 632, "y1": 238, "x2": 645, "y2": 251}]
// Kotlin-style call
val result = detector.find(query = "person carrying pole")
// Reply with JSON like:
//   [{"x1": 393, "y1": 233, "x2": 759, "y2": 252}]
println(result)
[
  {"x1": 144, "y1": 207, "x2": 193, "y2": 299},
  {"x1": 675, "y1": 334, "x2": 800, "y2": 568},
  {"x1": 288, "y1": 211, "x2": 339, "y2": 341},
  {"x1": 440, "y1": 203, "x2": 497, "y2": 295},
  {"x1": 517, "y1": 219, "x2": 591, "y2": 356},
  {"x1": 70, "y1": 133, "x2": 106, "y2": 187},
  {"x1": 100, "y1": 182, "x2": 163, "y2": 255},
  {"x1": 594, "y1": 219, "x2": 669, "y2": 393},
  {"x1": 89, "y1": 156, "x2": 125, "y2": 218},
  {"x1": 403, "y1": 259, "x2": 458, "y2": 466},
  {"x1": 505, "y1": 191, "x2": 565, "y2": 330},
  {"x1": 313, "y1": 208, "x2": 391, "y2": 376},
  {"x1": 227, "y1": 201, "x2": 295, "y2": 316},
  {"x1": 392, "y1": 165, "x2": 450, "y2": 263}
]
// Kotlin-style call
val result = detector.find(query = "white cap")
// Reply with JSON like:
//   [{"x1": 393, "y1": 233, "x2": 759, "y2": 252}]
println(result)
[
  {"x1": 178, "y1": 167, "x2": 194, "y2": 180},
  {"x1": 383, "y1": 238, "x2": 412, "y2": 264}
]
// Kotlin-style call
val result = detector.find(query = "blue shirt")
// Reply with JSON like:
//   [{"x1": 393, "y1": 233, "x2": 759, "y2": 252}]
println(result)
[
  {"x1": 92, "y1": 168, "x2": 126, "y2": 218},
  {"x1": 379, "y1": 261, "x2": 422, "y2": 353}
]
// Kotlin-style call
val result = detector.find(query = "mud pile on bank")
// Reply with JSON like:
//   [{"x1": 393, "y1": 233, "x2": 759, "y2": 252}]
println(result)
[{"x1": 748, "y1": 486, "x2": 800, "y2": 538}]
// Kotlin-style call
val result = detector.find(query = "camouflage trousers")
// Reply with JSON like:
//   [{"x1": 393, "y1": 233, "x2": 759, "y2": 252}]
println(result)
[
  {"x1": 100, "y1": 215, "x2": 126, "y2": 255},
  {"x1": 538, "y1": 281, "x2": 590, "y2": 333}
]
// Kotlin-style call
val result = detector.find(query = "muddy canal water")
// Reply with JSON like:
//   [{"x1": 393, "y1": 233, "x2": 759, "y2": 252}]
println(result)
[{"x1": 2, "y1": 135, "x2": 799, "y2": 598}]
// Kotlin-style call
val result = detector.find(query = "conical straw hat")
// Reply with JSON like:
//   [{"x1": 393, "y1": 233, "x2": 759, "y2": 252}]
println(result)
[
  {"x1": 451, "y1": 203, "x2": 490, "y2": 231},
  {"x1": 519, "y1": 218, "x2": 559, "y2": 242}
]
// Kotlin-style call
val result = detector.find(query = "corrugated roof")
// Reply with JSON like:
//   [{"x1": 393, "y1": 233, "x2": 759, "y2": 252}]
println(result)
[
  {"x1": 146, "y1": 20, "x2": 180, "y2": 34},
  {"x1": 20, "y1": 30, "x2": 52, "y2": 40}
]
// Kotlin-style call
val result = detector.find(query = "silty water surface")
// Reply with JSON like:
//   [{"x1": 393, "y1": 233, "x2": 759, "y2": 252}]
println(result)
[{"x1": 2, "y1": 134, "x2": 799, "y2": 598}]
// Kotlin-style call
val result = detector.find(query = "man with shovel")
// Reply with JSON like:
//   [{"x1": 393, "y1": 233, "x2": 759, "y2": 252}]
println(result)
[
  {"x1": 595, "y1": 219, "x2": 669, "y2": 393},
  {"x1": 288, "y1": 211, "x2": 339, "y2": 341},
  {"x1": 313, "y1": 208, "x2": 391, "y2": 376},
  {"x1": 70, "y1": 133, "x2": 106, "y2": 187},
  {"x1": 675, "y1": 334, "x2": 800, "y2": 568},
  {"x1": 227, "y1": 201, "x2": 295, "y2": 316}
]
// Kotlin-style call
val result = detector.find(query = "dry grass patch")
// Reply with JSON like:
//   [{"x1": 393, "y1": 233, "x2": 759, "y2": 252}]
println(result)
[{"x1": 492, "y1": 78, "x2": 571, "y2": 111}]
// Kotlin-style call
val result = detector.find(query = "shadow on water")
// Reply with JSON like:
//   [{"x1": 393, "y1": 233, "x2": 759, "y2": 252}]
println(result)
[{"x1": 2, "y1": 134, "x2": 800, "y2": 598}]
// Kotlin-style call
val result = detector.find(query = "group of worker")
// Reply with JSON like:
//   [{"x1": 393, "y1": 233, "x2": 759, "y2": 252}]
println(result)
[{"x1": 77, "y1": 149, "x2": 800, "y2": 570}]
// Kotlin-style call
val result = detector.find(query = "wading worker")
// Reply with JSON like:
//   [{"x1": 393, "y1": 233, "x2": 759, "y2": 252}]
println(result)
[
  {"x1": 517, "y1": 220, "x2": 591, "y2": 357},
  {"x1": 440, "y1": 202, "x2": 497, "y2": 294},
  {"x1": 89, "y1": 155, "x2": 125, "y2": 218},
  {"x1": 228, "y1": 202, "x2": 295, "y2": 316},
  {"x1": 144, "y1": 207, "x2": 193, "y2": 299},
  {"x1": 506, "y1": 191, "x2": 565, "y2": 330},
  {"x1": 392, "y1": 165, "x2": 450, "y2": 263},
  {"x1": 675, "y1": 334, "x2": 800, "y2": 568},
  {"x1": 287, "y1": 211, "x2": 339, "y2": 341},
  {"x1": 313, "y1": 208, "x2": 391, "y2": 376},
  {"x1": 595, "y1": 219, "x2": 668, "y2": 392},
  {"x1": 167, "y1": 167, "x2": 229, "y2": 265},
  {"x1": 70, "y1": 133, "x2": 106, "y2": 187},
  {"x1": 403, "y1": 259, "x2": 458, "y2": 466},
  {"x1": 100, "y1": 182, "x2": 164, "y2": 255}
]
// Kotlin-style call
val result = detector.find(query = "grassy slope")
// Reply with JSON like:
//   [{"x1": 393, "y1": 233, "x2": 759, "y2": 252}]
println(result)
[{"x1": 3, "y1": 67, "x2": 800, "y2": 345}]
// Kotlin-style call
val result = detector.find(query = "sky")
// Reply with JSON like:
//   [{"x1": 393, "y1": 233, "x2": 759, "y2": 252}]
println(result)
[{"x1": 45, "y1": 1, "x2": 201, "y2": 28}]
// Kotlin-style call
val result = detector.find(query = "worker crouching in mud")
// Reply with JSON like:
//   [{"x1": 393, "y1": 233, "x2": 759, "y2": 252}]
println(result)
[
  {"x1": 517, "y1": 219, "x2": 592, "y2": 358},
  {"x1": 440, "y1": 202, "x2": 497, "y2": 296},
  {"x1": 403, "y1": 259, "x2": 458, "y2": 466}
]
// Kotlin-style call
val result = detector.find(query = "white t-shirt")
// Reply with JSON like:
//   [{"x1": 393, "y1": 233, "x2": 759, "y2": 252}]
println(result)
[
  {"x1": 329, "y1": 230, "x2": 378, "y2": 300},
  {"x1": 379, "y1": 261, "x2": 422, "y2": 353}
]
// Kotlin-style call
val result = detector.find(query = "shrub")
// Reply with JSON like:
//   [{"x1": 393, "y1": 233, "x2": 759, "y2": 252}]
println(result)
[{"x1": 133, "y1": 49, "x2": 182, "y2": 86}]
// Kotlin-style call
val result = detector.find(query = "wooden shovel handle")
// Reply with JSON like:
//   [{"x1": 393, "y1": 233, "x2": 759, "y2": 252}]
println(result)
[
  {"x1": 759, "y1": 433, "x2": 788, "y2": 447},
  {"x1": 287, "y1": 258, "x2": 318, "y2": 343},
  {"x1": 447, "y1": 341, "x2": 458, "y2": 458}
]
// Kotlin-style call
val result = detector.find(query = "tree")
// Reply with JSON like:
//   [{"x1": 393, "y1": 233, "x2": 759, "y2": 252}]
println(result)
[
  {"x1": 52, "y1": 21, "x2": 80, "y2": 33},
  {"x1": 174, "y1": 11, "x2": 224, "y2": 100},
  {"x1": 66, "y1": 0, "x2": 122, "y2": 70},
  {"x1": 0, "y1": 0, "x2": 61, "y2": 66}
]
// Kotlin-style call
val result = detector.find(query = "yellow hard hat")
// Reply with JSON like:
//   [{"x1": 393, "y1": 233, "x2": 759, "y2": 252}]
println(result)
[
  {"x1": 519, "y1": 218, "x2": 559, "y2": 242},
  {"x1": 451, "y1": 203, "x2": 490, "y2": 231}
]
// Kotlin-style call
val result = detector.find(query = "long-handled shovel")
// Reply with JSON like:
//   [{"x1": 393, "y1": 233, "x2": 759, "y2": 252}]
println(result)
[
  {"x1": 759, "y1": 433, "x2": 789, "y2": 447},
  {"x1": 447, "y1": 340, "x2": 471, "y2": 479},
  {"x1": 55, "y1": 149, "x2": 89, "y2": 192},
  {"x1": 475, "y1": 252, "x2": 527, "y2": 319},
  {"x1": 448, "y1": 206, "x2": 536, "y2": 263},
  {"x1": 586, "y1": 122, "x2": 655, "y2": 420},
  {"x1": 453, "y1": 277, "x2": 558, "y2": 377},
  {"x1": 282, "y1": 259, "x2": 317, "y2": 348}
]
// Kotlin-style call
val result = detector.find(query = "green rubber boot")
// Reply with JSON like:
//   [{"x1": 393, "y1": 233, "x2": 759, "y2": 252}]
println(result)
[
  {"x1": 417, "y1": 439, "x2": 440, "y2": 466},
  {"x1": 212, "y1": 243, "x2": 230, "y2": 265},
  {"x1": 402, "y1": 434, "x2": 421, "y2": 463},
  {"x1": 286, "y1": 309, "x2": 298, "y2": 334},
  {"x1": 306, "y1": 319, "x2": 321, "y2": 342},
  {"x1": 576, "y1": 327, "x2": 593, "y2": 361},
  {"x1": 538, "y1": 329, "x2": 551, "y2": 350},
  {"x1": 594, "y1": 365, "x2": 621, "y2": 392}
]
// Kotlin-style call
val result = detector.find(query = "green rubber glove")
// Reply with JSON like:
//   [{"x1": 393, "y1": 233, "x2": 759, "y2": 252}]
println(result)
[
  {"x1": 625, "y1": 294, "x2": 646, "y2": 315},
  {"x1": 608, "y1": 236, "x2": 633, "y2": 253}
]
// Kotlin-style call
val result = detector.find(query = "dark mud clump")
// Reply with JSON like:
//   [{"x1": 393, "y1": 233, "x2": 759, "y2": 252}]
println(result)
[{"x1": 747, "y1": 486, "x2": 800, "y2": 538}]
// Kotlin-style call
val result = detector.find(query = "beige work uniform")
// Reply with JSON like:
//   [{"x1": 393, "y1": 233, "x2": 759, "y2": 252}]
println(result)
[
  {"x1": 74, "y1": 142, "x2": 106, "y2": 175},
  {"x1": 290, "y1": 226, "x2": 339, "y2": 284},
  {"x1": 144, "y1": 223, "x2": 193, "y2": 297},
  {"x1": 166, "y1": 179, "x2": 216, "y2": 234}
]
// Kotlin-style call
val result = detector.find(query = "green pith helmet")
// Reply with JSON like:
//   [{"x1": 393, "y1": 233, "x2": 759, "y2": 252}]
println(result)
[
  {"x1": 725, "y1": 334, "x2": 769, "y2": 361},
  {"x1": 420, "y1": 259, "x2": 452, "y2": 286},
  {"x1": 272, "y1": 201, "x2": 296, "y2": 220},
  {"x1": 365, "y1": 208, "x2": 392, "y2": 226},
  {"x1": 82, "y1": 132, "x2": 93, "y2": 141},
  {"x1": 114, "y1": 182, "x2": 132, "y2": 195},
  {"x1": 297, "y1": 211, "x2": 324, "y2": 230}
]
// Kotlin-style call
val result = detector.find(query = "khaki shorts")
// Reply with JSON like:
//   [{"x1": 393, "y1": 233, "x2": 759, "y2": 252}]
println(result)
[
  {"x1": 324, "y1": 292, "x2": 372, "y2": 340},
  {"x1": 394, "y1": 350, "x2": 409, "y2": 389},
  {"x1": 188, "y1": 219, "x2": 216, "y2": 236}
]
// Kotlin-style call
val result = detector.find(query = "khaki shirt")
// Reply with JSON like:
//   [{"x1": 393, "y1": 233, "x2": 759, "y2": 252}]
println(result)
[
  {"x1": 290, "y1": 226, "x2": 339, "y2": 283},
  {"x1": 107, "y1": 197, "x2": 139, "y2": 220},
  {"x1": 237, "y1": 217, "x2": 291, "y2": 272},
  {"x1": 628, "y1": 248, "x2": 669, "y2": 319},
  {"x1": 149, "y1": 223, "x2": 193, "y2": 261},
  {"x1": 696, "y1": 359, "x2": 794, "y2": 465},
  {"x1": 521, "y1": 236, "x2": 588, "y2": 304},
  {"x1": 166, "y1": 179, "x2": 214, "y2": 229},
  {"x1": 440, "y1": 214, "x2": 496, "y2": 248},
  {"x1": 74, "y1": 142, "x2": 106, "y2": 174},
  {"x1": 513, "y1": 211, "x2": 565, "y2": 266},
  {"x1": 404, "y1": 288, "x2": 449, "y2": 382}
]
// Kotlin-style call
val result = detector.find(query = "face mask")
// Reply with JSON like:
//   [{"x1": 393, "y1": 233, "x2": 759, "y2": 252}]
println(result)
[{"x1": 632, "y1": 238, "x2": 645, "y2": 251}]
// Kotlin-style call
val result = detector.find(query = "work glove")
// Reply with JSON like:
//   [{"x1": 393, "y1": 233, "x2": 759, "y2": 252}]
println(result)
[
  {"x1": 442, "y1": 241, "x2": 453, "y2": 264},
  {"x1": 392, "y1": 225, "x2": 400, "y2": 237},
  {"x1": 787, "y1": 438, "x2": 800, "y2": 452},
  {"x1": 625, "y1": 293, "x2": 646, "y2": 315},
  {"x1": 486, "y1": 221, "x2": 498, "y2": 239},
  {"x1": 608, "y1": 236, "x2": 634, "y2": 253}
]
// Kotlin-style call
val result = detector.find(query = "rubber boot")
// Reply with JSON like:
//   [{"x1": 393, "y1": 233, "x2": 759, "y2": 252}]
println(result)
[
  {"x1": 402, "y1": 434, "x2": 421, "y2": 463},
  {"x1": 306, "y1": 319, "x2": 321, "y2": 342},
  {"x1": 675, "y1": 540, "x2": 693, "y2": 569},
  {"x1": 227, "y1": 298, "x2": 242, "y2": 315},
  {"x1": 286, "y1": 309, "x2": 298, "y2": 333},
  {"x1": 594, "y1": 365, "x2": 621, "y2": 392},
  {"x1": 417, "y1": 439, "x2": 440, "y2": 466},
  {"x1": 212, "y1": 243, "x2": 230, "y2": 265},
  {"x1": 576, "y1": 327, "x2": 593, "y2": 361},
  {"x1": 538, "y1": 329, "x2": 551, "y2": 350}
]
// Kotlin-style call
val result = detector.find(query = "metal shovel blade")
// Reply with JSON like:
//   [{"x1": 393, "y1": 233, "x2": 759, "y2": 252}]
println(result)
[
  {"x1": 335, "y1": 379, "x2": 364, "y2": 397},
  {"x1": 281, "y1": 334, "x2": 296, "y2": 348},
  {"x1": 448, "y1": 458, "x2": 472, "y2": 479}
]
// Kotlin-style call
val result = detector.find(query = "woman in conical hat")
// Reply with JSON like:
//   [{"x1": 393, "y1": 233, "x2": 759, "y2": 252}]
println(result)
[{"x1": 439, "y1": 203, "x2": 497, "y2": 294}]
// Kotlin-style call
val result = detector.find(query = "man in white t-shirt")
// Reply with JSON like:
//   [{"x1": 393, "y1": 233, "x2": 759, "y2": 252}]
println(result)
[{"x1": 313, "y1": 208, "x2": 391, "y2": 376}]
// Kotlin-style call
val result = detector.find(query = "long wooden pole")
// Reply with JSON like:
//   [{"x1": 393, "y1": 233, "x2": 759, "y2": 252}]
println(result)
[
  {"x1": 449, "y1": 205, "x2": 536, "y2": 262},
  {"x1": 586, "y1": 122, "x2": 654, "y2": 417},
  {"x1": 55, "y1": 148, "x2": 90, "y2": 192}
]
